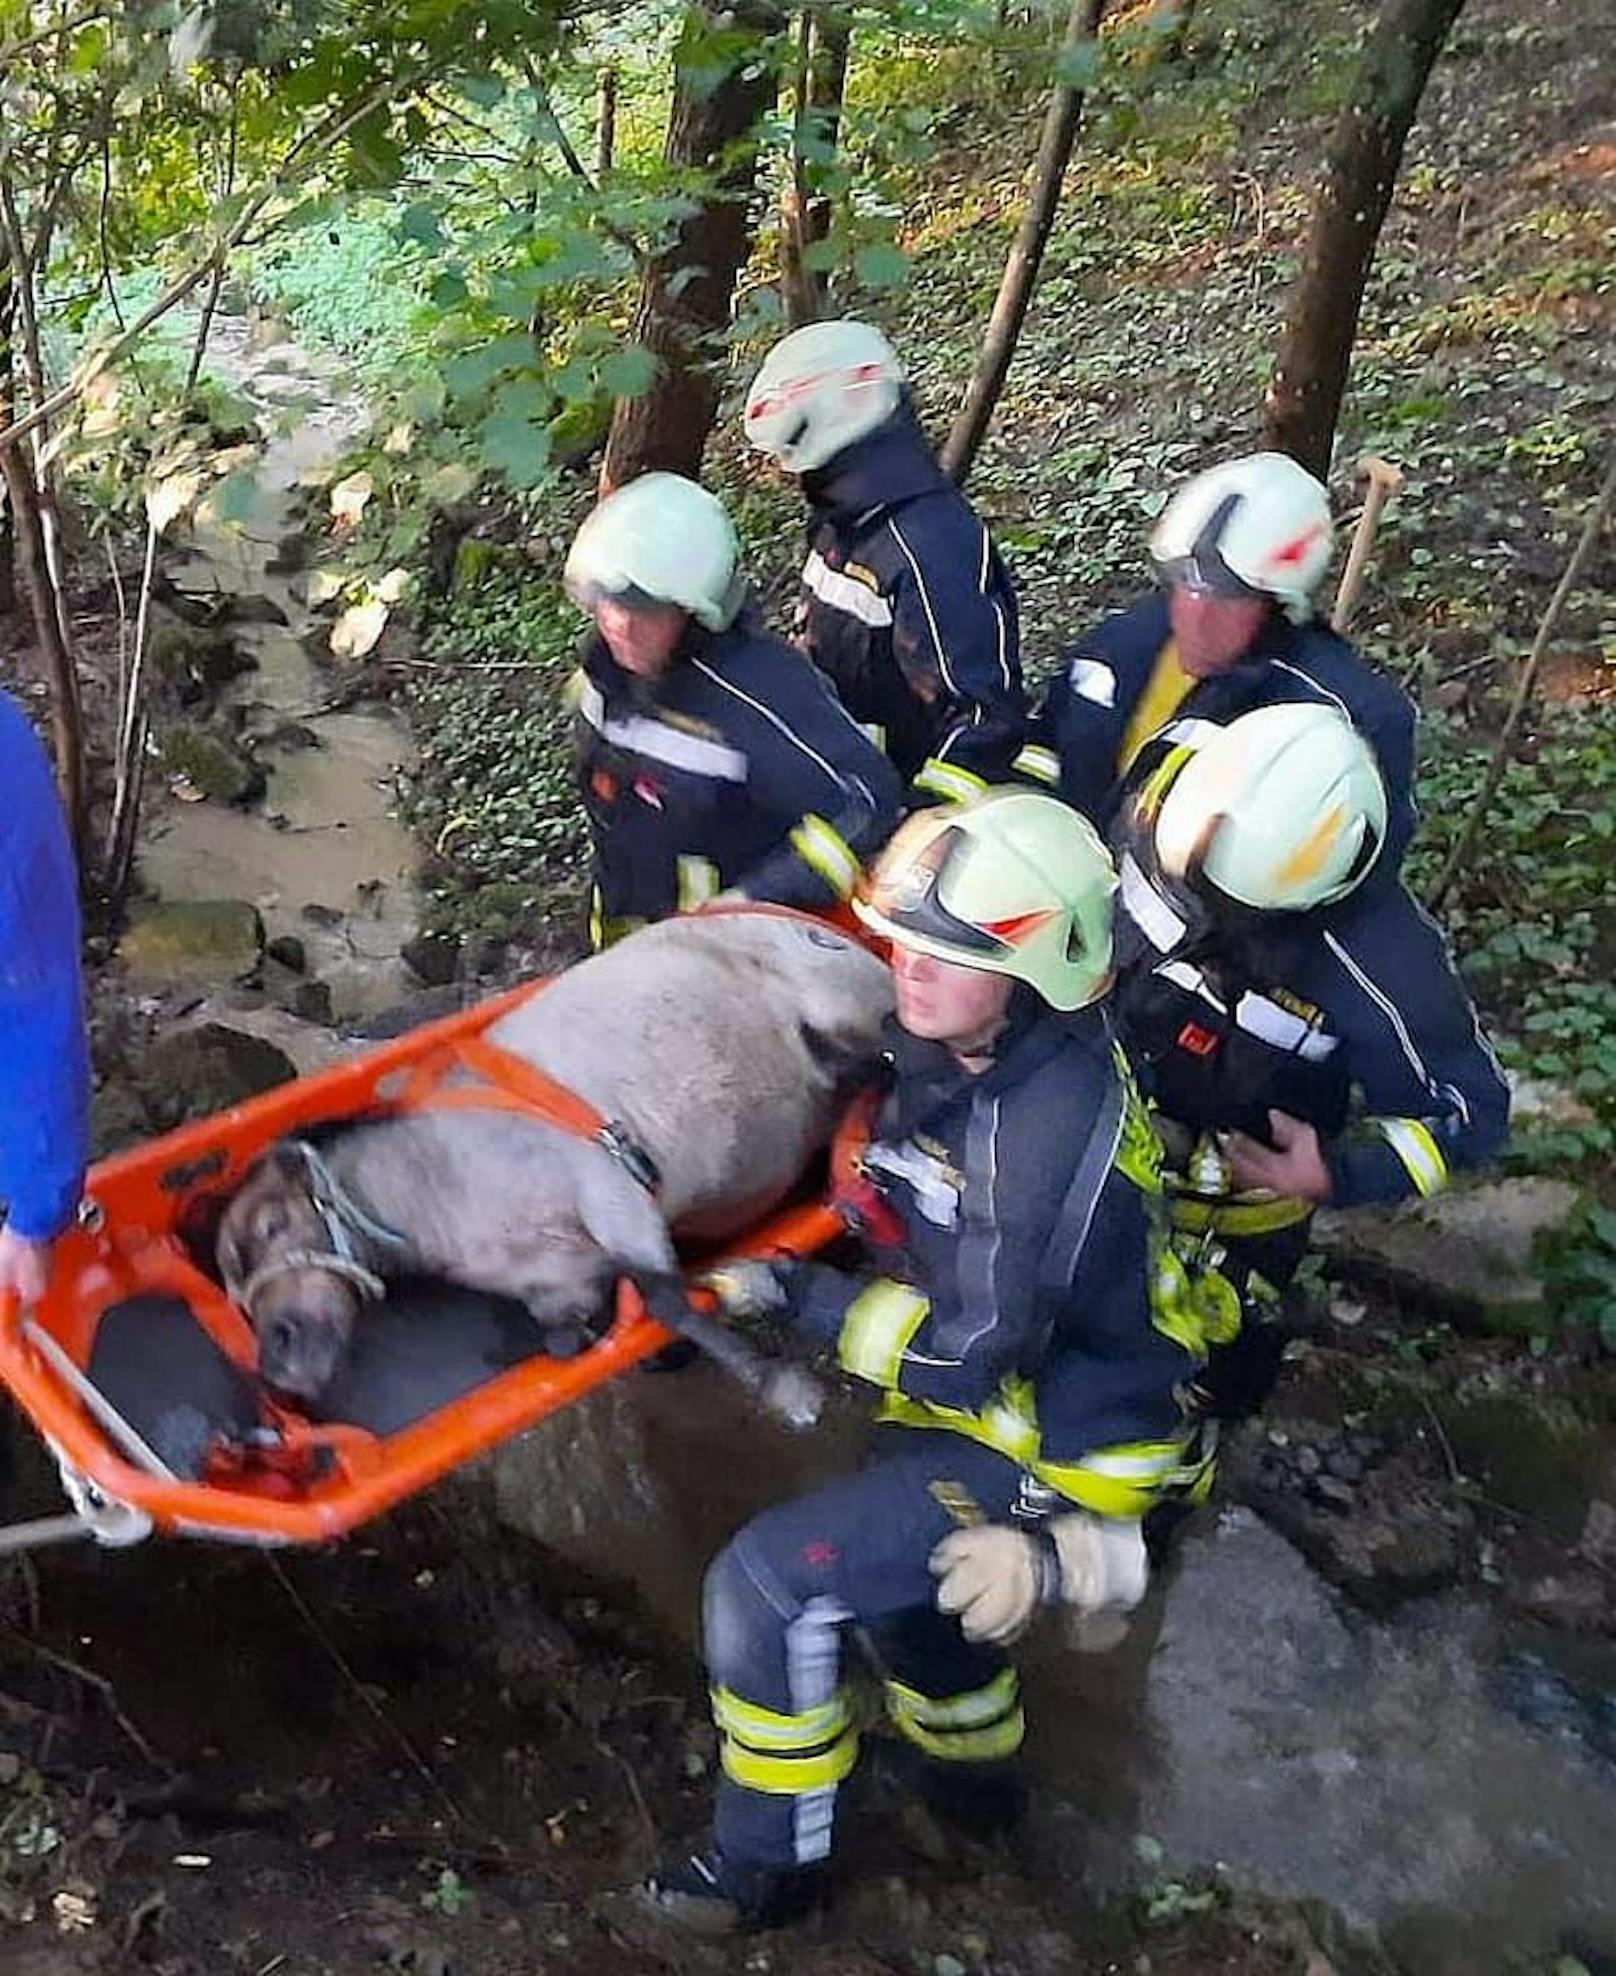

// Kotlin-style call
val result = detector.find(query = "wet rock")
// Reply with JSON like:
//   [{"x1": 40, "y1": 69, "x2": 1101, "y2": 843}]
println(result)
[
  {"x1": 148, "y1": 617, "x2": 256, "y2": 703},
  {"x1": 89, "y1": 1078, "x2": 155, "y2": 1158},
  {"x1": 132, "y1": 1022, "x2": 298, "y2": 1131},
  {"x1": 266, "y1": 933, "x2": 307, "y2": 974},
  {"x1": 401, "y1": 930, "x2": 462, "y2": 988},
  {"x1": 1314, "y1": 1178, "x2": 1580, "y2": 1329},
  {"x1": 1581, "y1": 1500, "x2": 1616, "y2": 1569},
  {"x1": 1441, "y1": 1393, "x2": 1611, "y2": 1542},
  {"x1": 220, "y1": 591, "x2": 290, "y2": 627},
  {"x1": 157, "y1": 720, "x2": 266, "y2": 805},
  {"x1": 289, "y1": 978, "x2": 334, "y2": 1025},
  {"x1": 120, "y1": 899, "x2": 265, "y2": 988},
  {"x1": 348, "y1": 985, "x2": 468, "y2": 1039},
  {"x1": 300, "y1": 902, "x2": 344, "y2": 928},
  {"x1": 1514, "y1": 1572, "x2": 1613, "y2": 1632}
]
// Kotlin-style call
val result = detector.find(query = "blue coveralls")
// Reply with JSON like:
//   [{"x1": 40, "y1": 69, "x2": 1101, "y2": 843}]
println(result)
[
  {"x1": 0, "y1": 688, "x2": 89, "y2": 1244},
  {"x1": 795, "y1": 403, "x2": 1025, "y2": 804},
  {"x1": 573, "y1": 612, "x2": 903, "y2": 948},
  {"x1": 701, "y1": 1004, "x2": 1204, "y2": 1872}
]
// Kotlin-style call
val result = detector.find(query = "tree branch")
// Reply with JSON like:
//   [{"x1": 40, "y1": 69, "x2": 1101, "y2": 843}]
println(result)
[{"x1": 1428, "y1": 453, "x2": 1616, "y2": 911}]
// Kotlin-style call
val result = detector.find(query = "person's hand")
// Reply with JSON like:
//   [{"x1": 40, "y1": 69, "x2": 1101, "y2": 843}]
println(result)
[
  {"x1": 697, "y1": 1259, "x2": 794, "y2": 1323},
  {"x1": 0, "y1": 1226, "x2": 50, "y2": 1309},
  {"x1": 929, "y1": 1524, "x2": 1052, "y2": 1645},
  {"x1": 930, "y1": 1513, "x2": 1148, "y2": 1646},
  {"x1": 1224, "y1": 1110, "x2": 1333, "y2": 1203}
]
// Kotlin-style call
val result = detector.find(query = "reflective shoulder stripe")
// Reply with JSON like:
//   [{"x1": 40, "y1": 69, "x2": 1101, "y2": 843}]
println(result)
[
  {"x1": 837, "y1": 1279, "x2": 930, "y2": 1387},
  {"x1": 1067, "y1": 656, "x2": 1116, "y2": 707},
  {"x1": 1374, "y1": 1117, "x2": 1448, "y2": 1196},
  {"x1": 1234, "y1": 989, "x2": 1339, "y2": 1062},
  {"x1": 1118, "y1": 852, "x2": 1188, "y2": 953},
  {"x1": 913, "y1": 757, "x2": 988, "y2": 804},
  {"x1": 1159, "y1": 957, "x2": 1227, "y2": 1011},
  {"x1": 1013, "y1": 743, "x2": 1060, "y2": 787},
  {"x1": 577, "y1": 679, "x2": 749, "y2": 783},
  {"x1": 803, "y1": 548, "x2": 894, "y2": 629},
  {"x1": 790, "y1": 814, "x2": 861, "y2": 898}
]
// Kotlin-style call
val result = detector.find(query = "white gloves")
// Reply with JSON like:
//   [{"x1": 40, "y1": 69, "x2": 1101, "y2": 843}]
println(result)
[{"x1": 929, "y1": 1513, "x2": 1148, "y2": 1648}]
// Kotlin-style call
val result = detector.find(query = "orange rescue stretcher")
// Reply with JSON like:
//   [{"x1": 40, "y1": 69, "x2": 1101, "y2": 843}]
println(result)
[{"x1": 0, "y1": 968, "x2": 869, "y2": 1554}]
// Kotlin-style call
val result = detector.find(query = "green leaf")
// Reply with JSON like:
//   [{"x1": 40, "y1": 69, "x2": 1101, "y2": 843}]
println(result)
[
  {"x1": 493, "y1": 376, "x2": 553, "y2": 426},
  {"x1": 459, "y1": 72, "x2": 507, "y2": 108},
  {"x1": 424, "y1": 462, "x2": 479, "y2": 505},
  {"x1": 479, "y1": 410, "x2": 553, "y2": 491},
  {"x1": 854, "y1": 242, "x2": 909, "y2": 291},
  {"x1": 348, "y1": 111, "x2": 405, "y2": 190},
  {"x1": 443, "y1": 334, "x2": 540, "y2": 402},
  {"x1": 598, "y1": 344, "x2": 658, "y2": 399},
  {"x1": 399, "y1": 203, "x2": 446, "y2": 251},
  {"x1": 430, "y1": 270, "x2": 470, "y2": 310}
]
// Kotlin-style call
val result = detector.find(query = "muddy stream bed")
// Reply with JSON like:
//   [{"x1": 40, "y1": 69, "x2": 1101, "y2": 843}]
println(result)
[{"x1": 4, "y1": 323, "x2": 1616, "y2": 1975}]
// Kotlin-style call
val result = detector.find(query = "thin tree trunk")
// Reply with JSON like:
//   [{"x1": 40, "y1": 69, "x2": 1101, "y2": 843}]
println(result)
[
  {"x1": 596, "y1": 65, "x2": 618, "y2": 177},
  {"x1": 800, "y1": 11, "x2": 849, "y2": 283},
  {"x1": 941, "y1": 0, "x2": 1104, "y2": 485},
  {"x1": 1261, "y1": 0, "x2": 1468, "y2": 478},
  {"x1": 779, "y1": 8, "x2": 817, "y2": 327},
  {"x1": 0, "y1": 274, "x2": 14, "y2": 617},
  {"x1": 600, "y1": 3, "x2": 784, "y2": 491}
]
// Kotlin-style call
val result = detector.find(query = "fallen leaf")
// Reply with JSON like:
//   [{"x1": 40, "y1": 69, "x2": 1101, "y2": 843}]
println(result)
[
  {"x1": 330, "y1": 598, "x2": 389, "y2": 660},
  {"x1": 330, "y1": 470, "x2": 374, "y2": 531}
]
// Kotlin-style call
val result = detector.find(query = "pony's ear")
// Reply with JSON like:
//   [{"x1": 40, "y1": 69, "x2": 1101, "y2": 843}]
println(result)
[
  {"x1": 216, "y1": 1205, "x2": 249, "y2": 1290},
  {"x1": 269, "y1": 1141, "x2": 307, "y2": 1180}
]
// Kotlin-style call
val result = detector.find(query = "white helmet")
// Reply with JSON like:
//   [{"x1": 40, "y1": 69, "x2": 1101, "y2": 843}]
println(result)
[
  {"x1": 563, "y1": 472, "x2": 745, "y2": 632},
  {"x1": 1150, "y1": 452, "x2": 1334, "y2": 624},
  {"x1": 744, "y1": 320, "x2": 904, "y2": 473},
  {"x1": 1135, "y1": 703, "x2": 1388, "y2": 914}
]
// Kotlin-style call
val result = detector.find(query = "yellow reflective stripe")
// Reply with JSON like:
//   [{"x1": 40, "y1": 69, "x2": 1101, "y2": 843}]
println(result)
[
  {"x1": 720, "y1": 1728, "x2": 859, "y2": 1795},
  {"x1": 837, "y1": 1279, "x2": 929, "y2": 1387},
  {"x1": 1375, "y1": 1117, "x2": 1448, "y2": 1198},
  {"x1": 676, "y1": 854, "x2": 721, "y2": 910},
  {"x1": 888, "y1": 1703, "x2": 1025, "y2": 1763},
  {"x1": 588, "y1": 887, "x2": 643, "y2": 951},
  {"x1": 1036, "y1": 1437, "x2": 1194, "y2": 1518},
  {"x1": 914, "y1": 757, "x2": 989, "y2": 804},
  {"x1": 1112, "y1": 1045, "x2": 1164, "y2": 1194},
  {"x1": 1169, "y1": 1191, "x2": 1314, "y2": 1237},
  {"x1": 1013, "y1": 743, "x2": 1060, "y2": 788},
  {"x1": 790, "y1": 813, "x2": 861, "y2": 898},
  {"x1": 886, "y1": 1667, "x2": 1019, "y2": 1733},
  {"x1": 711, "y1": 1686, "x2": 850, "y2": 1751}
]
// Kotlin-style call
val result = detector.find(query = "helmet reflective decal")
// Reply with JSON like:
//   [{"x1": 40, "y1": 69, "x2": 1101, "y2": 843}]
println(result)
[{"x1": 1274, "y1": 803, "x2": 1348, "y2": 888}]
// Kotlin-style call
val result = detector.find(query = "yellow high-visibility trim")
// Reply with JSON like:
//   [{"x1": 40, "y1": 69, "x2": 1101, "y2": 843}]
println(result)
[
  {"x1": 885, "y1": 1667, "x2": 1020, "y2": 1733},
  {"x1": 719, "y1": 1727, "x2": 860, "y2": 1795},
  {"x1": 1118, "y1": 639, "x2": 1195, "y2": 774},
  {"x1": 837, "y1": 1279, "x2": 929, "y2": 1387},
  {"x1": 1112, "y1": 1045, "x2": 1165, "y2": 1194},
  {"x1": 913, "y1": 757, "x2": 989, "y2": 805},
  {"x1": 1013, "y1": 743, "x2": 1060, "y2": 788},
  {"x1": 887, "y1": 1686, "x2": 1025, "y2": 1763},
  {"x1": 711, "y1": 1686, "x2": 850, "y2": 1752},
  {"x1": 875, "y1": 1382, "x2": 1199, "y2": 1519},
  {"x1": 1168, "y1": 1191, "x2": 1314, "y2": 1238},
  {"x1": 790, "y1": 813, "x2": 861, "y2": 898},
  {"x1": 676, "y1": 854, "x2": 721, "y2": 910},
  {"x1": 1375, "y1": 1117, "x2": 1448, "y2": 1198},
  {"x1": 589, "y1": 886, "x2": 644, "y2": 952}
]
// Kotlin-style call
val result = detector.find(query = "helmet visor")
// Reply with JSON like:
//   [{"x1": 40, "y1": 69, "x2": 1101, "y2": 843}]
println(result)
[
  {"x1": 855, "y1": 825, "x2": 1010, "y2": 963},
  {"x1": 563, "y1": 572, "x2": 675, "y2": 617}
]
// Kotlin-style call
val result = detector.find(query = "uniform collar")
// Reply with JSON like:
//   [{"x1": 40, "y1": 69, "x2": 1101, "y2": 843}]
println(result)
[{"x1": 802, "y1": 400, "x2": 950, "y2": 520}]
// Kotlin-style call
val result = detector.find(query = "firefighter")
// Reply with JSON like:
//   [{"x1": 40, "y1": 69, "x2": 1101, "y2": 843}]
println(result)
[
  {"x1": 563, "y1": 471, "x2": 902, "y2": 948},
  {"x1": 744, "y1": 319, "x2": 1025, "y2": 805},
  {"x1": 631, "y1": 789, "x2": 1223, "y2": 1935},
  {"x1": 1018, "y1": 450, "x2": 1417, "y2": 871},
  {"x1": 1109, "y1": 701, "x2": 1509, "y2": 1420}
]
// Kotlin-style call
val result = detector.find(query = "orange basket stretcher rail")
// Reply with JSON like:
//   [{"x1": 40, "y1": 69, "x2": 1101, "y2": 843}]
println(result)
[{"x1": 0, "y1": 963, "x2": 876, "y2": 1553}]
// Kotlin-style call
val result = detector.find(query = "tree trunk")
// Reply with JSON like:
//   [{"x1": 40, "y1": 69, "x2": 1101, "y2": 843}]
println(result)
[
  {"x1": 1261, "y1": 0, "x2": 1468, "y2": 478},
  {"x1": 596, "y1": 65, "x2": 618, "y2": 178},
  {"x1": 600, "y1": 3, "x2": 784, "y2": 491},
  {"x1": 779, "y1": 9, "x2": 818, "y2": 328},
  {"x1": 0, "y1": 274, "x2": 15, "y2": 616},
  {"x1": 941, "y1": 0, "x2": 1104, "y2": 486}
]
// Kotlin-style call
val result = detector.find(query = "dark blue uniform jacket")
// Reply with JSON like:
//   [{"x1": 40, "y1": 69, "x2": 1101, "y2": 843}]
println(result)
[
  {"x1": 796, "y1": 404, "x2": 1025, "y2": 802},
  {"x1": 1025, "y1": 594, "x2": 1417, "y2": 867},
  {"x1": 574, "y1": 613, "x2": 902, "y2": 939},
  {"x1": 786, "y1": 1004, "x2": 1195, "y2": 1474}
]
